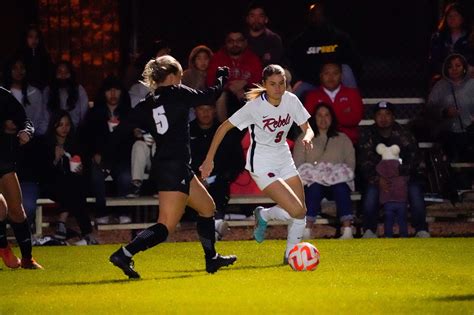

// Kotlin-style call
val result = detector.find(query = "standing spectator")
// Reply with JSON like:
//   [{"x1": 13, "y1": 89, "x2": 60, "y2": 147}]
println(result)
[
  {"x1": 304, "y1": 62, "x2": 363, "y2": 144},
  {"x1": 428, "y1": 53, "x2": 474, "y2": 162},
  {"x1": 245, "y1": 2, "x2": 284, "y2": 66},
  {"x1": 43, "y1": 61, "x2": 89, "y2": 128},
  {"x1": 40, "y1": 110, "x2": 97, "y2": 245},
  {"x1": 189, "y1": 104, "x2": 244, "y2": 239},
  {"x1": 16, "y1": 25, "x2": 52, "y2": 90},
  {"x1": 429, "y1": 2, "x2": 473, "y2": 84},
  {"x1": 287, "y1": 1, "x2": 361, "y2": 100},
  {"x1": 206, "y1": 28, "x2": 262, "y2": 122},
  {"x1": 83, "y1": 76, "x2": 133, "y2": 224},
  {"x1": 293, "y1": 103, "x2": 355, "y2": 239},
  {"x1": 358, "y1": 101, "x2": 430, "y2": 238}
]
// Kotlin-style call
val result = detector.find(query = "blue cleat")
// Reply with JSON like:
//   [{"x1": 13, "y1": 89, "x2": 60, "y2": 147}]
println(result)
[{"x1": 253, "y1": 206, "x2": 268, "y2": 243}]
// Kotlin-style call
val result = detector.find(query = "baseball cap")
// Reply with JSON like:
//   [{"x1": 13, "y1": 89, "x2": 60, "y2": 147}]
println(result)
[{"x1": 374, "y1": 101, "x2": 395, "y2": 116}]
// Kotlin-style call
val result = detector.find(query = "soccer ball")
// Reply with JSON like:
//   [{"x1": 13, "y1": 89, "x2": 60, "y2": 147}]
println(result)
[{"x1": 288, "y1": 242, "x2": 320, "y2": 271}]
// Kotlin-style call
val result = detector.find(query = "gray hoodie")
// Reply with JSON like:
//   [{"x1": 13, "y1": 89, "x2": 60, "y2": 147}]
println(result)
[
  {"x1": 10, "y1": 85, "x2": 49, "y2": 135},
  {"x1": 428, "y1": 54, "x2": 474, "y2": 133}
]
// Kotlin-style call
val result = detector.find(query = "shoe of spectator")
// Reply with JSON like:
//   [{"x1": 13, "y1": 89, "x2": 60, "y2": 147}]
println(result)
[
  {"x1": 74, "y1": 234, "x2": 99, "y2": 245},
  {"x1": 253, "y1": 206, "x2": 268, "y2": 243},
  {"x1": 126, "y1": 182, "x2": 142, "y2": 198},
  {"x1": 415, "y1": 230, "x2": 431, "y2": 238},
  {"x1": 339, "y1": 227, "x2": 354, "y2": 240},
  {"x1": 303, "y1": 227, "x2": 312, "y2": 240},
  {"x1": 152, "y1": 193, "x2": 159, "y2": 199},
  {"x1": 215, "y1": 219, "x2": 229, "y2": 241},
  {"x1": 109, "y1": 247, "x2": 140, "y2": 279},
  {"x1": 0, "y1": 244, "x2": 21, "y2": 268},
  {"x1": 362, "y1": 229, "x2": 378, "y2": 238},
  {"x1": 119, "y1": 215, "x2": 132, "y2": 224},
  {"x1": 96, "y1": 216, "x2": 110, "y2": 225},
  {"x1": 21, "y1": 257, "x2": 44, "y2": 269},
  {"x1": 54, "y1": 221, "x2": 67, "y2": 240},
  {"x1": 205, "y1": 254, "x2": 237, "y2": 274}
]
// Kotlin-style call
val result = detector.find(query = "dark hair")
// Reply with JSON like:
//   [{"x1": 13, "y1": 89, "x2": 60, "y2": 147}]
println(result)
[
  {"x1": 438, "y1": 2, "x2": 469, "y2": 33},
  {"x1": 309, "y1": 102, "x2": 339, "y2": 139},
  {"x1": 320, "y1": 60, "x2": 342, "y2": 73},
  {"x1": 19, "y1": 24, "x2": 49, "y2": 56},
  {"x1": 442, "y1": 53, "x2": 468, "y2": 78},
  {"x1": 247, "y1": 1, "x2": 267, "y2": 15},
  {"x1": 48, "y1": 61, "x2": 79, "y2": 112},
  {"x1": 47, "y1": 109, "x2": 75, "y2": 138},
  {"x1": 245, "y1": 64, "x2": 286, "y2": 100},
  {"x1": 94, "y1": 75, "x2": 131, "y2": 116},
  {"x1": 3, "y1": 56, "x2": 30, "y2": 106}
]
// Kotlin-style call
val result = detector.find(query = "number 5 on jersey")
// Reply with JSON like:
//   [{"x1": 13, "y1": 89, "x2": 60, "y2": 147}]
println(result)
[{"x1": 152, "y1": 106, "x2": 169, "y2": 135}]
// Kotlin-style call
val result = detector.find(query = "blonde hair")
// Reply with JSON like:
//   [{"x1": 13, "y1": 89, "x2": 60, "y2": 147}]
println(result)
[
  {"x1": 245, "y1": 64, "x2": 286, "y2": 101},
  {"x1": 141, "y1": 55, "x2": 183, "y2": 91}
]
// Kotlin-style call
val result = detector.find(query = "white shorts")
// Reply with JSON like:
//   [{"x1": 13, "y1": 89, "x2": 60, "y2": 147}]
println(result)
[{"x1": 250, "y1": 162, "x2": 299, "y2": 190}]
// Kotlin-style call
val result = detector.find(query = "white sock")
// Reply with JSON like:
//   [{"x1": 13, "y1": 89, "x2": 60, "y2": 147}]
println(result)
[
  {"x1": 285, "y1": 218, "x2": 306, "y2": 257},
  {"x1": 260, "y1": 205, "x2": 292, "y2": 222}
]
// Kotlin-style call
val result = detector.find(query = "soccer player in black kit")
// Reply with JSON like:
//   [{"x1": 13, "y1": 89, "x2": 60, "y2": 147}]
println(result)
[
  {"x1": 0, "y1": 87, "x2": 43, "y2": 269},
  {"x1": 109, "y1": 55, "x2": 236, "y2": 279}
]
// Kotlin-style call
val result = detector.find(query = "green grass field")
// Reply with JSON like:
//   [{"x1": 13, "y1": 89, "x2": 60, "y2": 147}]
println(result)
[{"x1": 1, "y1": 238, "x2": 473, "y2": 314}]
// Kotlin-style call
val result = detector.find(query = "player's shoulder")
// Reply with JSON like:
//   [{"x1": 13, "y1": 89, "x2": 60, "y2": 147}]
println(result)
[{"x1": 282, "y1": 91, "x2": 302, "y2": 105}]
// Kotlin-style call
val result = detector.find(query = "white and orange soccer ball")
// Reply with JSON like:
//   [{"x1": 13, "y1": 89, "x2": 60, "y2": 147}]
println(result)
[{"x1": 288, "y1": 242, "x2": 320, "y2": 271}]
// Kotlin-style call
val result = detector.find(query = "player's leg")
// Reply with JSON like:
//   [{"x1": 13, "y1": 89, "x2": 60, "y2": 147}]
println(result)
[
  {"x1": 110, "y1": 191, "x2": 186, "y2": 279},
  {"x1": 0, "y1": 172, "x2": 42, "y2": 269},
  {"x1": 187, "y1": 176, "x2": 236, "y2": 273},
  {"x1": 0, "y1": 192, "x2": 20, "y2": 268}
]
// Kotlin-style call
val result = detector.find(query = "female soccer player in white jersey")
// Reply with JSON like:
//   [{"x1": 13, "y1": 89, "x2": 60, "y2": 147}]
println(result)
[{"x1": 200, "y1": 64, "x2": 314, "y2": 263}]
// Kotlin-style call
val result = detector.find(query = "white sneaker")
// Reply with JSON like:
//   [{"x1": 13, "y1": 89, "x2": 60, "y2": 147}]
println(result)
[
  {"x1": 119, "y1": 216, "x2": 132, "y2": 224},
  {"x1": 215, "y1": 219, "x2": 229, "y2": 241},
  {"x1": 74, "y1": 238, "x2": 88, "y2": 246},
  {"x1": 415, "y1": 230, "x2": 431, "y2": 238},
  {"x1": 96, "y1": 216, "x2": 110, "y2": 224},
  {"x1": 339, "y1": 227, "x2": 354, "y2": 240},
  {"x1": 362, "y1": 229, "x2": 378, "y2": 238},
  {"x1": 303, "y1": 227, "x2": 312, "y2": 240}
]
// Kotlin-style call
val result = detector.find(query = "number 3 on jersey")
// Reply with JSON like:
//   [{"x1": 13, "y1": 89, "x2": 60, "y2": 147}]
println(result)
[
  {"x1": 274, "y1": 130, "x2": 284, "y2": 143},
  {"x1": 152, "y1": 106, "x2": 169, "y2": 135}
]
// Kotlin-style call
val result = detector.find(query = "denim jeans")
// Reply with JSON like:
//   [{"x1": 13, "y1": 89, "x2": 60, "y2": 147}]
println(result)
[
  {"x1": 304, "y1": 182, "x2": 353, "y2": 223},
  {"x1": 362, "y1": 181, "x2": 428, "y2": 233},
  {"x1": 20, "y1": 181, "x2": 40, "y2": 224},
  {"x1": 383, "y1": 202, "x2": 408, "y2": 238}
]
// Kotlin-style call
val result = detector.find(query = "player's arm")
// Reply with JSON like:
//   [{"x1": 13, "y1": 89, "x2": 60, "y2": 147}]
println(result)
[
  {"x1": 200, "y1": 120, "x2": 235, "y2": 179},
  {"x1": 299, "y1": 121, "x2": 314, "y2": 151}
]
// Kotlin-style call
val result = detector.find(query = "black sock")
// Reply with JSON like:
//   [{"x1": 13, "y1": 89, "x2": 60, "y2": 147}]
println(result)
[
  {"x1": 0, "y1": 220, "x2": 7, "y2": 248},
  {"x1": 197, "y1": 216, "x2": 216, "y2": 259},
  {"x1": 11, "y1": 220, "x2": 32, "y2": 259},
  {"x1": 125, "y1": 223, "x2": 168, "y2": 256}
]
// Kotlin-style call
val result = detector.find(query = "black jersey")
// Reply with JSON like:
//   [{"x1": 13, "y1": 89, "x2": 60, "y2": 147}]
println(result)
[
  {"x1": 128, "y1": 84, "x2": 222, "y2": 164},
  {"x1": 0, "y1": 87, "x2": 34, "y2": 162}
]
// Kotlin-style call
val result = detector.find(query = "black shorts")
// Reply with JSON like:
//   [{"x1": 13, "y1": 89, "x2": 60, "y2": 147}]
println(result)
[
  {"x1": 0, "y1": 159, "x2": 15, "y2": 179},
  {"x1": 152, "y1": 161, "x2": 194, "y2": 194}
]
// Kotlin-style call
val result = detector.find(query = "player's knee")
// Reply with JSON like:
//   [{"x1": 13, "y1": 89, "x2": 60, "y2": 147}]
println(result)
[
  {"x1": 8, "y1": 209, "x2": 26, "y2": 223},
  {"x1": 289, "y1": 206, "x2": 306, "y2": 219}
]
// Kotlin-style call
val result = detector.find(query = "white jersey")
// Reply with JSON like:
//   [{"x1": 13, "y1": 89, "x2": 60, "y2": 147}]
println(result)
[{"x1": 229, "y1": 91, "x2": 310, "y2": 173}]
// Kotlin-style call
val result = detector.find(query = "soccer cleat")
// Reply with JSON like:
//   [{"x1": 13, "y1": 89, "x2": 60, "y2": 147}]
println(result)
[
  {"x1": 253, "y1": 206, "x2": 268, "y2": 243},
  {"x1": 21, "y1": 258, "x2": 44, "y2": 269},
  {"x1": 109, "y1": 248, "x2": 140, "y2": 279},
  {"x1": 0, "y1": 244, "x2": 21, "y2": 269},
  {"x1": 205, "y1": 254, "x2": 237, "y2": 274}
]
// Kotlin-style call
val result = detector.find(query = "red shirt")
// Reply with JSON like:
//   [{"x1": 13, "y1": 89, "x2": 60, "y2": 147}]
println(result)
[{"x1": 304, "y1": 86, "x2": 363, "y2": 144}]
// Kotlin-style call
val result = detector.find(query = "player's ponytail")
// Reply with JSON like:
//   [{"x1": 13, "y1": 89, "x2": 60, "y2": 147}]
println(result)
[
  {"x1": 141, "y1": 55, "x2": 183, "y2": 91},
  {"x1": 245, "y1": 64, "x2": 287, "y2": 101}
]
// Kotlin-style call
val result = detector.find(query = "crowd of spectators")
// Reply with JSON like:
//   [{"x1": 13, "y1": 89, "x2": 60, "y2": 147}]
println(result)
[{"x1": 1, "y1": 1, "x2": 473, "y2": 243}]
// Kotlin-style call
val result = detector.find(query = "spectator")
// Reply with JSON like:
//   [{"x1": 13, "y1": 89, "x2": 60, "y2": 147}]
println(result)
[
  {"x1": 206, "y1": 28, "x2": 262, "y2": 122},
  {"x1": 15, "y1": 24, "x2": 52, "y2": 90},
  {"x1": 40, "y1": 110, "x2": 97, "y2": 245},
  {"x1": 293, "y1": 103, "x2": 355, "y2": 239},
  {"x1": 43, "y1": 61, "x2": 89, "y2": 128},
  {"x1": 83, "y1": 76, "x2": 134, "y2": 224},
  {"x1": 189, "y1": 103, "x2": 244, "y2": 239},
  {"x1": 287, "y1": 1, "x2": 361, "y2": 100},
  {"x1": 245, "y1": 2, "x2": 284, "y2": 66},
  {"x1": 429, "y1": 2, "x2": 473, "y2": 84},
  {"x1": 428, "y1": 53, "x2": 474, "y2": 162},
  {"x1": 358, "y1": 101, "x2": 430, "y2": 238},
  {"x1": 304, "y1": 61, "x2": 363, "y2": 145}
]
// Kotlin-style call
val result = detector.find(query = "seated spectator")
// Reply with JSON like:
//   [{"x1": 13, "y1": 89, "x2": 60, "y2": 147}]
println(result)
[
  {"x1": 304, "y1": 61, "x2": 363, "y2": 145},
  {"x1": 245, "y1": 2, "x2": 284, "y2": 66},
  {"x1": 43, "y1": 61, "x2": 89, "y2": 128},
  {"x1": 83, "y1": 76, "x2": 134, "y2": 224},
  {"x1": 429, "y1": 2, "x2": 473, "y2": 85},
  {"x1": 287, "y1": 1, "x2": 361, "y2": 101},
  {"x1": 358, "y1": 101, "x2": 430, "y2": 238},
  {"x1": 39, "y1": 110, "x2": 97, "y2": 245},
  {"x1": 206, "y1": 28, "x2": 262, "y2": 122},
  {"x1": 15, "y1": 24, "x2": 52, "y2": 91},
  {"x1": 189, "y1": 104, "x2": 244, "y2": 239},
  {"x1": 127, "y1": 129, "x2": 156, "y2": 198},
  {"x1": 428, "y1": 53, "x2": 474, "y2": 162},
  {"x1": 293, "y1": 103, "x2": 355, "y2": 239}
]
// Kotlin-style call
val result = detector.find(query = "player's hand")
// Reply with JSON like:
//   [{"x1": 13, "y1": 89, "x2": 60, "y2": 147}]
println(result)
[
  {"x1": 215, "y1": 66, "x2": 229, "y2": 88},
  {"x1": 199, "y1": 159, "x2": 214, "y2": 179},
  {"x1": 302, "y1": 137, "x2": 313, "y2": 151},
  {"x1": 17, "y1": 131, "x2": 31, "y2": 145}
]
